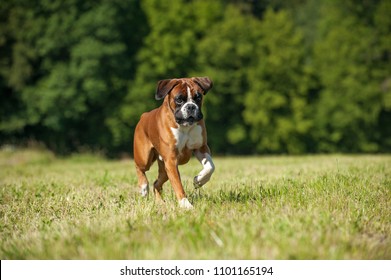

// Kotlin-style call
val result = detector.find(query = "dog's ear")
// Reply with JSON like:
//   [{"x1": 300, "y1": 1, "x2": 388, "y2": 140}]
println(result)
[
  {"x1": 155, "y1": 79, "x2": 180, "y2": 100},
  {"x1": 192, "y1": 77, "x2": 213, "y2": 94}
]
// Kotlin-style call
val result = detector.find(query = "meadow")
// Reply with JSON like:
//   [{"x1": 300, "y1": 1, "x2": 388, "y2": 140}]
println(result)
[{"x1": 0, "y1": 149, "x2": 390, "y2": 259}]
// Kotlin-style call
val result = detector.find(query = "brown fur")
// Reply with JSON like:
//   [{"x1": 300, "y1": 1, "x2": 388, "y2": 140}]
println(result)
[{"x1": 133, "y1": 77, "x2": 213, "y2": 204}]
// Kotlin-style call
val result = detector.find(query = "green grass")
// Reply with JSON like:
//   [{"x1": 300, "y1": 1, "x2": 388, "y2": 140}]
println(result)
[{"x1": 0, "y1": 148, "x2": 390, "y2": 259}]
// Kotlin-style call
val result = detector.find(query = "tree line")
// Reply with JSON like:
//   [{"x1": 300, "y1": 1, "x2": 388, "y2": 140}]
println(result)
[{"x1": 1, "y1": 0, "x2": 390, "y2": 156}]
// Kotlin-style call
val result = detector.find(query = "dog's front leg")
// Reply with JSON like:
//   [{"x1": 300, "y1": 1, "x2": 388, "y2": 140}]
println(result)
[
  {"x1": 164, "y1": 157, "x2": 193, "y2": 209},
  {"x1": 194, "y1": 148, "x2": 215, "y2": 188}
]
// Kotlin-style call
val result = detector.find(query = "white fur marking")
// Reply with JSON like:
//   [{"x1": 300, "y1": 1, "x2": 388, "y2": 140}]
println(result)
[
  {"x1": 140, "y1": 183, "x2": 149, "y2": 197},
  {"x1": 187, "y1": 86, "x2": 192, "y2": 100},
  {"x1": 181, "y1": 86, "x2": 199, "y2": 119},
  {"x1": 179, "y1": 198, "x2": 193, "y2": 209},
  {"x1": 170, "y1": 125, "x2": 203, "y2": 153},
  {"x1": 194, "y1": 152, "x2": 215, "y2": 188}
]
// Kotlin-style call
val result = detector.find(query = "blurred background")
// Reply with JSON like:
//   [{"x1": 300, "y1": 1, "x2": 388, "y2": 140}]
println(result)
[{"x1": 0, "y1": 0, "x2": 390, "y2": 157}]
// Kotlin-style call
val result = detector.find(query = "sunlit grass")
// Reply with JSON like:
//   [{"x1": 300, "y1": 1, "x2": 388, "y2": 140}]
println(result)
[{"x1": 0, "y1": 149, "x2": 390, "y2": 259}]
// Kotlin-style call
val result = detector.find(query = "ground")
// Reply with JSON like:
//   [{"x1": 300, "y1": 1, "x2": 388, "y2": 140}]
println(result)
[{"x1": 0, "y1": 149, "x2": 390, "y2": 259}]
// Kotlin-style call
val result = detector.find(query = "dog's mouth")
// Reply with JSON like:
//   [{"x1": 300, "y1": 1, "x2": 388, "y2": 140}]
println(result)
[
  {"x1": 176, "y1": 116, "x2": 201, "y2": 126},
  {"x1": 187, "y1": 116, "x2": 196, "y2": 124}
]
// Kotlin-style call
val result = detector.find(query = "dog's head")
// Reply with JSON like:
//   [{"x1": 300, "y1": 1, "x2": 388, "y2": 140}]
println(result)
[{"x1": 155, "y1": 77, "x2": 213, "y2": 126}]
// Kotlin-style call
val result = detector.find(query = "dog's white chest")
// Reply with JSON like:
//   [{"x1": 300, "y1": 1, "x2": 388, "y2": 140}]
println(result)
[{"x1": 171, "y1": 125, "x2": 203, "y2": 153}]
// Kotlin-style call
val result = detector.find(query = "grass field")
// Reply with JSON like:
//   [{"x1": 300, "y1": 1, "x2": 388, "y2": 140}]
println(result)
[{"x1": 0, "y1": 148, "x2": 390, "y2": 259}]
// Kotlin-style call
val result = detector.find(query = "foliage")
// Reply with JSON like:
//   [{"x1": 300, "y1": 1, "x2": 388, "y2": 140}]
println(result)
[
  {"x1": 313, "y1": 0, "x2": 391, "y2": 152},
  {"x1": 0, "y1": 0, "x2": 146, "y2": 154},
  {"x1": 196, "y1": 5, "x2": 258, "y2": 153},
  {"x1": 244, "y1": 9, "x2": 313, "y2": 154},
  {"x1": 0, "y1": 0, "x2": 390, "y2": 155}
]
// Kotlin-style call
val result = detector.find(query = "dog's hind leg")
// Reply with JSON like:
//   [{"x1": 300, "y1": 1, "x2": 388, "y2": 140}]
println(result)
[
  {"x1": 134, "y1": 149, "x2": 157, "y2": 197},
  {"x1": 134, "y1": 124, "x2": 156, "y2": 197},
  {"x1": 135, "y1": 165, "x2": 149, "y2": 197},
  {"x1": 153, "y1": 158, "x2": 168, "y2": 201}
]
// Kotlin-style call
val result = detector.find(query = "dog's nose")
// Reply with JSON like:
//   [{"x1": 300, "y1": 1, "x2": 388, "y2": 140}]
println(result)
[{"x1": 187, "y1": 104, "x2": 196, "y2": 114}]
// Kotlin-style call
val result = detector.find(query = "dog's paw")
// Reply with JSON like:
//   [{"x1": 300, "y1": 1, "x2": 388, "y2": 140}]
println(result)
[
  {"x1": 140, "y1": 184, "x2": 149, "y2": 197},
  {"x1": 179, "y1": 198, "x2": 194, "y2": 209},
  {"x1": 193, "y1": 154, "x2": 215, "y2": 188},
  {"x1": 193, "y1": 176, "x2": 203, "y2": 189},
  {"x1": 193, "y1": 174, "x2": 212, "y2": 189}
]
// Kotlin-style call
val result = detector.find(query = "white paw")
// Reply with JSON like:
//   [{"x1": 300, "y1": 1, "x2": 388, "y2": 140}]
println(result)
[
  {"x1": 193, "y1": 152, "x2": 215, "y2": 188},
  {"x1": 193, "y1": 173, "x2": 212, "y2": 188},
  {"x1": 140, "y1": 184, "x2": 149, "y2": 197},
  {"x1": 194, "y1": 176, "x2": 203, "y2": 188},
  {"x1": 179, "y1": 198, "x2": 193, "y2": 209}
]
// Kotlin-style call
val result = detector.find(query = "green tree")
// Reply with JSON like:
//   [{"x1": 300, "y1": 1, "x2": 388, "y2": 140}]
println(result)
[
  {"x1": 1, "y1": 0, "x2": 389, "y2": 155},
  {"x1": 375, "y1": 0, "x2": 391, "y2": 151},
  {"x1": 313, "y1": 0, "x2": 390, "y2": 152},
  {"x1": 243, "y1": 9, "x2": 313, "y2": 154},
  {"x1": 0, "y1": 0, "x2": 146, "y2": 154},
  {"x1": 195, "y1": 5, "x2": 261, "y2": 154}
]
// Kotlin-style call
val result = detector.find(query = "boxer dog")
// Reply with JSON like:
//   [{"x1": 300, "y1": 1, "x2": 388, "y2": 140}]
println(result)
[{"x1": 133, "y1": 77, "x2": 215, "y2": 209}]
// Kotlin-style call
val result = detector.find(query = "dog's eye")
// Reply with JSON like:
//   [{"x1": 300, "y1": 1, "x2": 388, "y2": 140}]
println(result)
[
  {"x1": 195, "y1": 93, "x2": 202, "y2": 102},
  {"x1": 175, "y1": 96, "x2": 185, "y2": 105}
]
